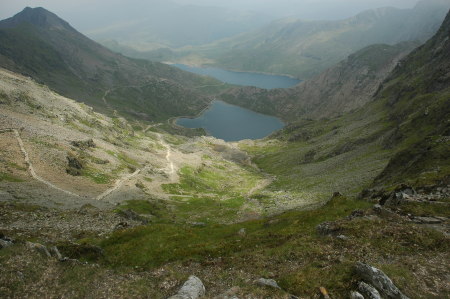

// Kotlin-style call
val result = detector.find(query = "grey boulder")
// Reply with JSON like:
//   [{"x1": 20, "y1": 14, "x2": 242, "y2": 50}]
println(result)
[
  {"x1": 350, "y1": 291, "x2": 365, "y2": 299},
  {"x1": 355, "y1": 262, "x2": 410, "y2": 299},
  {"x1": 358, "y1": 281, "x2": 381, "y2": 299},
  {"x1": 168, "y1": 275, "x2": 205, "y2": 299},
  {"x1": 255, "y1": 278, "x2": 281, "y2": 289}
]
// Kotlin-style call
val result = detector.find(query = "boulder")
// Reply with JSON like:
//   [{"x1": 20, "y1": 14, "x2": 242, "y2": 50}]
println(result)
[
  {"x1": 168, "y1": 275, "x2": 205, "y2": 299},
  {"x1": 49, "y1": 246, "x2": 63, "y2": 260},
  {"x1": 355, "y1": 262, "x2": 410, "y2": 299},
  {"x1": 411, "y1": 216, "x2": 443, "y2": 224},
  {"x1": 0, "y1": 235, "x2": 14, "y2": 249},
  {"x1": 0, "y1": 239, "x2": 13, "y2": 249},
  {"x1": 358, "y1": 281, "x2": 381, "y2": 299},
  {"x1": 26, "y1": 241, "x2": 51, "y2": 257},
  {"x1": 255, "y1": 278, "x2": 281, "y2": 289},
  {"x1": 350, "y1": 291, "x2": 365, "y2": 299}
]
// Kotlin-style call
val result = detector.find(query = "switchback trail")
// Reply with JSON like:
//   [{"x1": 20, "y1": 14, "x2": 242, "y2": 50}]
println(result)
[
  {"x1": 95, "y1": 168, "x2": 141, "y2": 200},
  {"x1": 0, "y1": 128, "x2": 80, "y2": 198}
]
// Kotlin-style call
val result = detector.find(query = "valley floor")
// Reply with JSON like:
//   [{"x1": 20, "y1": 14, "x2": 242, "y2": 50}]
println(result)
[{"x1": 0, "y1": 68, "x2": 449, "y2": 298}]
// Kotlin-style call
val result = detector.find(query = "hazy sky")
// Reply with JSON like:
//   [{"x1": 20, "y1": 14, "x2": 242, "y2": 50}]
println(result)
[{"x1": 0, "y1": 0, "x2": 423, "y2": 28}]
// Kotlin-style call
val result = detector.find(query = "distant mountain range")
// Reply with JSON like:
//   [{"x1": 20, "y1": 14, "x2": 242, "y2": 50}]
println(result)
[
  {"x1": 0, "y1": 7, "x2": 226, "y2": 121},
  {"x1": 170, "y1": 0, "x2": 450, "y2": 79},
  {"x1": 82, "y1": 0, "x2": 271, "y2": 50}
]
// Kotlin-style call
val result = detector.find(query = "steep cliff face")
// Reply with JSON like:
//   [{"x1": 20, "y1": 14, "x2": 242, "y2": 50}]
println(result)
[
  {"x1": 371, "y1": 9, "x2": 450, "y2": 188},
  {"x1": 219, "y1": 42, "x2": 417, "y2": 121}
]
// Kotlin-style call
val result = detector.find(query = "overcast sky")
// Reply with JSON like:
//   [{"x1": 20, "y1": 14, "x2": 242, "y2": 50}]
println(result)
[{"x1": 0, "y1": 0, "x2": 423, "y2": 28}]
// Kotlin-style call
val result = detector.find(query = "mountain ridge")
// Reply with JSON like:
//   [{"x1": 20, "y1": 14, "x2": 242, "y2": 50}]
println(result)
[
  {"x1": 0, "y1": 7, "x2": 226, "y2": 122},
  {"x1": 173, "y1": 0, "x2": 450, "y2": 79}
]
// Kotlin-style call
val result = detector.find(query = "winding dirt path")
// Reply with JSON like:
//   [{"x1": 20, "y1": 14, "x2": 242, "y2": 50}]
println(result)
[
  {"x1": 1, "y1": 128, "x2": 81, "y2": 198},
  {"x1": 157, "y1": 133, "x2": 177, "y2": 180},
  {"x1": 1, "y1": 127, "x2": 180, "y2": 201},
  {"x1": 246, "y1": 177, "x2": 273, "y2": 197},
  {"x1": 95, "y1": 168, "x2": 141, "y2": 200}
]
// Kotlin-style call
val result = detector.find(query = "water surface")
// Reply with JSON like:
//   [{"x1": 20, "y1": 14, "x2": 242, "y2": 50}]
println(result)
[
  {"x1": 177, "y1": 101, "x2": 284, "y2": 141},
  {"x1": 172, "y1": 64, "x2": 300, "y2": 89}
]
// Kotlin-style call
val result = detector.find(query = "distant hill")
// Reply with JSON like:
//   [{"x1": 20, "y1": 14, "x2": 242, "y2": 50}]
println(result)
[
  {"x1": 0, "y1": 7, "x2": 225, "y2": 121},
  {"x1": 190, "y1": 0, "x2": 450, "y2": 79},
  {"x1": 83, "y1": 1, "x2": 271, "y2": 49},
  {"x1": 219, "y1": 41, "x2": 418, "y2": 121}
]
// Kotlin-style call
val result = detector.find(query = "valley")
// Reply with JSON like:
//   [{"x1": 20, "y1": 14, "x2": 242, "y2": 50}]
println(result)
[{"x1": 0, "y1": 3, "x2": 449, "y2": 299}]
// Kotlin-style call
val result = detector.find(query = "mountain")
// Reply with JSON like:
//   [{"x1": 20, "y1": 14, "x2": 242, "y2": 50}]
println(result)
[
  {"x1": 186, "y1": 0, "x2": 450, "y2": 79},
  {"x1": 0, "y1": 7, "x2": 227, "y2": 122},
  {"x1": 1, "y1": 6, "x2": 449, "y2": 299},
  {"x1": 255, "y1": 8, "x2": 450, "y2": 197},
  {"x1": 218, "y1": 41, "x2": 418, "y2": 121},
  {"x1": 82, "y1": 0, "x2": 271, "y2": 50}
]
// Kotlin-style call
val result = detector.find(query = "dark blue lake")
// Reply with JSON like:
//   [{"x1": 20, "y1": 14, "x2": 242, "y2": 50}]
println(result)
[
  {"x1": 177, "y1": 101, "x2": 284, "y2": 141},
  {"x1": 172, "y1": 64, "x2": 301, "y2": 89}
]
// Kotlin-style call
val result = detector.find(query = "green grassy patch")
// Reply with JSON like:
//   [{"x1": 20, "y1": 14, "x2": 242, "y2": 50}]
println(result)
[
  {"x1": 82, "y1": 167, "x2": 111, "y2": 184},
  {"x1": 0, "y1": 172, "x2": 24, "y2": 182},
  {"x1": 162, "y1": 163, "x2": 261, "y2": 198}
]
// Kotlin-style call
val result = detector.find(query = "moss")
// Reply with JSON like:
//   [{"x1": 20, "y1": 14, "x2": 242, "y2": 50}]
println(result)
[{"x1": 0, "y1": 172, "x2": 24, "y2": 182}]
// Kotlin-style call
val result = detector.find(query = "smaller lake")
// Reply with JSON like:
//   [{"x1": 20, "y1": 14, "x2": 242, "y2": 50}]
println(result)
[
  {"x1": 177, "y1": 101, "x2": 284, "y2": 142},
  {"x1": 172, "y1": 64, "x2": 301, "y2": 89}
]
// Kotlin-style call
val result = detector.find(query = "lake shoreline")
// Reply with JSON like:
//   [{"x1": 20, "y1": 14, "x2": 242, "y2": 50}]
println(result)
[
  {"x1": 164, "y1": 61, "x2": 301, "y2": 80},
  {"x1": 165, "y1": 63, "x2": 301, "y2": 89},
  {"x1": 175, "y1": 100, "x2": 285, "y2": 142}
]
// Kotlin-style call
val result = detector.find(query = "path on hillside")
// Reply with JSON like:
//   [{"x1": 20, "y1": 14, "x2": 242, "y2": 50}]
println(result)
[
  {"x1": 0, "y1": 128, "x2": 81, "y2": 198},
  {"x1": 194, "y1": 82, "x2": 226, "y2": 89},
  {"x1": 157, "y1": 133, "x2": 177, "y2": 181},
  {"x1": 97, "y1": 132, "x2": 178, "y2": 200},
  {"x1": 246, "y1": 177, "x2": 273, "y2": 197},
  {"x1": 95, "y1": 168, "x2": 141, "y2": 200}
]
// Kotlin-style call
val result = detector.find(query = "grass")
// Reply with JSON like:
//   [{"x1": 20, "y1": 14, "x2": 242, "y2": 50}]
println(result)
[
  {"x1": 0, "y1": 172, "x2": 24, "y2": 182},
  {"x1": 115, "y1": 199, "x2": 167, "y2": 217},
  {"x1": 95, "y1": 195, "x2": 450, "y2": 297},
  {"x1": 101, "y1": 196, "x2": 371, "y2": 268},
  {"x1": 81, "y1": 167, "x2": 111, "y2": 184},
  {"x1": 162, "y1": 162, "x2": 261, "y2": 198},
  {"x1": 106, "y1": 150, "x2": 140, "y2": 168}
]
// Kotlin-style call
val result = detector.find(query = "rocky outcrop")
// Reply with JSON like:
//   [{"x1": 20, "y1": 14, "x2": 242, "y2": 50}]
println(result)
[
  {"x1": 358, "y1": 281, "x2": 381, "y2": 299},
  {"x1": 26, "y1": 241, "x2": 51, "y2": 257},
  {"x1": 255, "y1": 278, "x2": 281, "y2": 289},
  {"x1": 0, "y1": 235, "x2": 14, "y2": 249},
  {"x1": 355, "y1": 262, "x2": 410, "y2": 299},
  {"x1": 168, "y1": 275, "x2": 205, "y2": 299},
  {"x1": 350, "y1": 291, "x2": 365, "y2": 299}
]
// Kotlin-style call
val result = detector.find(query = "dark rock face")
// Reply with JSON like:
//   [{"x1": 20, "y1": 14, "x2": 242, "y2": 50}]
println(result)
[
  {"x1": 66, "y1": 155, "x2": 83, "y2": 176},
  {"x1": 0, "y1": 234, "x2": 14, "y2": 249},
  {"x1": 70, "y1": 139, "x2": 95, "y2": 149},
  {"x1": 355, "y1": 262, "x2": 410, "y2": 299}
]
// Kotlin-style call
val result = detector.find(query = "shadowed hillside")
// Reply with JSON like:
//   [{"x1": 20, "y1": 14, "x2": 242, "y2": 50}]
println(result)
[{"x1": 0, "y1": 7, "x2": 228, "y2": 122}]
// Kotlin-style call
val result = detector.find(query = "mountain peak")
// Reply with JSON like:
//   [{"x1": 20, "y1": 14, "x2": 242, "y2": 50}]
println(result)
[{"x1": 0, "y1": 7, "x2": 73, "y2": 31}]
